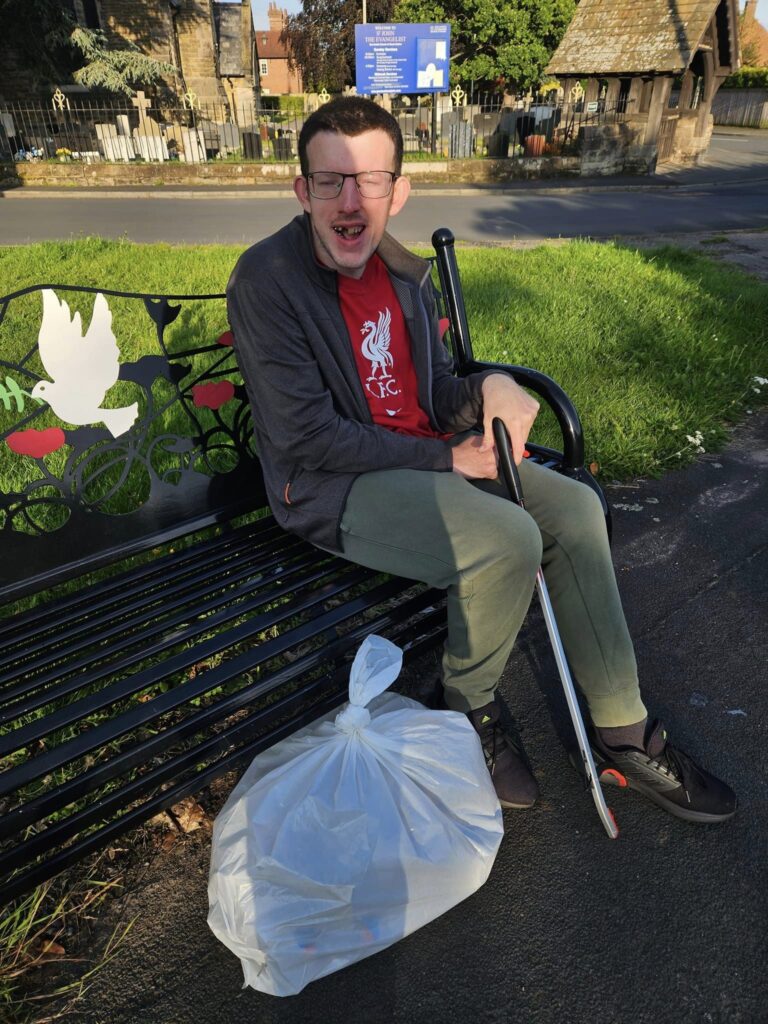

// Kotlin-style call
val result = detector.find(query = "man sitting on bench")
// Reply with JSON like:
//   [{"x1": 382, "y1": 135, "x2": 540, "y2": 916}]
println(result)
[{"x1": 227, "y1": 96, "x2": 736, "y2": 824}]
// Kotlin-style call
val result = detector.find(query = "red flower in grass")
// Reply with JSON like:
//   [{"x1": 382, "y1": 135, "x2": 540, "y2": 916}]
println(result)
[
  {"x1": 192, "y1": 381, "x2": 235, "y2": 410},
  {"x1": 216, "y1": 330, "x2": 234, "y2": 347},
  {"x1": 6, "y1": 427, "x2": 66, "y2": 458}
]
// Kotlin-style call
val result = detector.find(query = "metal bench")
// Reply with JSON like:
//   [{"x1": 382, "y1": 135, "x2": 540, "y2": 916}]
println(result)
[{"x1": 0, "y1": 228, "x2": 604, "y2": 903}]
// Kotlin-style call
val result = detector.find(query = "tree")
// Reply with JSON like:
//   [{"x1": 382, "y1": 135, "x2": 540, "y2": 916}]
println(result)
[
  {"x1": 281, "y1": 0, "x2": 396, "y2": 93},
  {"x1": 69, "y1": 28, "x2": 177, "y2": 96},
  {"x1": 0, "y1": 0, "x2": 176, "y2": 97},
  {"x1": 392, "y1": 0, "x2": 576, "y2": 92}
]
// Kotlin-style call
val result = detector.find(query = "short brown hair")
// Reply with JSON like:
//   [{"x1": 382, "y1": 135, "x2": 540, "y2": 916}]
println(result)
[{"x1": 298, "y1": 96, "x2": 404, "y2": 177}]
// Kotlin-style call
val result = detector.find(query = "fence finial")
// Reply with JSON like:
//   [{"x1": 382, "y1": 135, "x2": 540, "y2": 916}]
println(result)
[{"x1": 52, "y1": 88, "x2": 70, "y2": 112}]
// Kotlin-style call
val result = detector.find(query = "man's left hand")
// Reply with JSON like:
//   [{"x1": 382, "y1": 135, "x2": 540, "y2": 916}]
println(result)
[{"x1": 480, "y1": 373, "x2": 540, "y2": 465}]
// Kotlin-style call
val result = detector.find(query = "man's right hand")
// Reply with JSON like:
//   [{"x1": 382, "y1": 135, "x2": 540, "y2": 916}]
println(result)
[{"x1": 451, "y1": 434, "x2": 498, "y2": 479}]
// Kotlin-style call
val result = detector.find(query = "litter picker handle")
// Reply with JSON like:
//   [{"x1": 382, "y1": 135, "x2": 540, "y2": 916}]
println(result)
[
  {"x1": 493, "y1": 418, "x2": 526, "y2": 509},
  {"x1": 491, "y1": 417, "x2": 619, "y2": 840}
]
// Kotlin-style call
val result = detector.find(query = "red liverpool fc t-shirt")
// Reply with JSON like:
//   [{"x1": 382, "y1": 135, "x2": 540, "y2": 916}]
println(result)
[{"x1": 337, "y1": 254, "x2": 445, "y2": 439}]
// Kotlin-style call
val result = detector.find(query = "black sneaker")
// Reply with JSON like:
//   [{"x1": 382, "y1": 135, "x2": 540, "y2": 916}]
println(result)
[
  {"x1": 468, "y1": 701, "x2": 539, "y2": 810},
  {"x1": 591, "y1": 720, "x2": 737, "y2": 824}
]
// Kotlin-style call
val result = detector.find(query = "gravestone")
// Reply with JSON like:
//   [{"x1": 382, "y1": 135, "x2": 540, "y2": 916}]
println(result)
[
  {"x1": 178, "y1": 127, "x2": 206, "y2": 163},
  {"x1": 133, "y1": 131, "x2": 169, "y2": 161},
  {"x1": 96, "y1": 123, "x2": 134, "y2": 161},
  {"x1": 449, "y1": 121, "x2": 473, "y2": 158},
  {"x1": 217, "y1": 123, "x2": 240, "y2": 155}
]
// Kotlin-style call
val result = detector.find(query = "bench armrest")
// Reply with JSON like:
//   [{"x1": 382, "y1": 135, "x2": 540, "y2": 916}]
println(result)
[{"x1": 458, "y1": 358, "x2": 585, "y2": 472}]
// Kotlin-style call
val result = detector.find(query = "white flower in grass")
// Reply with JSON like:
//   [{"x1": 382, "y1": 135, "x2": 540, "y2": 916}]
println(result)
[{"x1": 685, "y1": 430, "x2": 705, "y2": 453}]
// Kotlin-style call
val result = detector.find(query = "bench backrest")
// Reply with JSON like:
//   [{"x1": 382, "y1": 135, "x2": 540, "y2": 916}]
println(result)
[{"x1": 0, "y1": 285, "x2": 268, "y2": 601}]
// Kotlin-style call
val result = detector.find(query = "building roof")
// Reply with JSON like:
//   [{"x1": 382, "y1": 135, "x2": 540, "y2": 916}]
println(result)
[
  {"x1": 547, "y1": 0, "x2": 739, "y2": 75},
  {"x1": 255, "y1": 28, "x2": 289, "y2": 60}
]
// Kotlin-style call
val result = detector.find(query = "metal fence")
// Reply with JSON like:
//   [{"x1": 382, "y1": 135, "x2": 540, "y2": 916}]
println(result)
[{"x1": 1, "y1": 94, "x2": 629, "y2": 165}]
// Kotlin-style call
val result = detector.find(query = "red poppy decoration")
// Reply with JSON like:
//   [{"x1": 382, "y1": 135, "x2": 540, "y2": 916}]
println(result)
[
  {"x1": 438, "y1": 317, "x2": 450, "y2": 341},
  {"x1": 216, "y1": 330, "x2": 234, "y2": 347},
  {"x1": 192, "y1": 381, "x2": 235, "y2": 410},
  {"x1": 6, "y1": 427, "x2": 66, "y2": 458}
]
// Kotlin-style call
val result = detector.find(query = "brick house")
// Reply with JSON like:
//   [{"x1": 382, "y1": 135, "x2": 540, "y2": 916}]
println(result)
[{"x1": 255, "y1": 3, "x2": 303, "y2": 96}]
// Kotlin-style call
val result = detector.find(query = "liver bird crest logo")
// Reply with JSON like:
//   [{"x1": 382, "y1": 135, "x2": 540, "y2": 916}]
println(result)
[
  {"x1": 360, "y1": 308, "x2": 393, "y2": 381},
  {"x1": 31, "y1": 290, "x2": 139, "y2": 438}
]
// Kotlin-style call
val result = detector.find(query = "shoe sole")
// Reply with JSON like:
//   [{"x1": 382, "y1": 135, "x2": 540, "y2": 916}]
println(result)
[
  {"x1": 499, "y1": 797, "x2": 537, "y2": 810},
  {"x1": 596, "y1": 763, "x2": 737, "y2": 824}
]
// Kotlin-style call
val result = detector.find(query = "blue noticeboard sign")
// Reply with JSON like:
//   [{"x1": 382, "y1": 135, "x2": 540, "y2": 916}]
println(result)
[{"x1": 355, "y1": 23, "x2": 451, "y2": 95}]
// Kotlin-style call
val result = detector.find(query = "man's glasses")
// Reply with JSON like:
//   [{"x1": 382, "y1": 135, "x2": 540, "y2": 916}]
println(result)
[{"x1": 306, "y1": 171, "x2": 398, "y2": 199}]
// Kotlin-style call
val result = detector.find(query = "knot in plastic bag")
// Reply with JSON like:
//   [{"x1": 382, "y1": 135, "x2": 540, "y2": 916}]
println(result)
[{"x1": 334, "y1": 704, "x2": 372, "y2": 735}]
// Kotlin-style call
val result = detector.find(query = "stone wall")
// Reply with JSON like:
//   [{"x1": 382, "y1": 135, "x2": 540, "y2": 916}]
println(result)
[
  {"x1": 668, "y1": 111, "x2": 714, "y2": 164},
  {"x1": 577, "y1": 121, "x2": 655, "y2": 174},
  {"x1": 13, "y1": 152, "x2": 633, "y2": 188}
]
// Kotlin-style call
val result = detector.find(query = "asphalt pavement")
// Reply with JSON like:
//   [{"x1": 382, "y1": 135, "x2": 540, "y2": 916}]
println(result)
[
  {"x1": 1, "y1": 128, "x2": 767, "y2": 245},
  {"x1": 63, "y1": 410, "x2": 768, "y2": 1024}
]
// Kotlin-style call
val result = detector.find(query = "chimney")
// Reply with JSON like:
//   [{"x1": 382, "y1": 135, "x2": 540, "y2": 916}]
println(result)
[
  {"x1": 268, "y1": 3, "x2": 286, "y2": 32},
  {"x1": 742, "y1": 0, "x2": 756, "y2": 26}
]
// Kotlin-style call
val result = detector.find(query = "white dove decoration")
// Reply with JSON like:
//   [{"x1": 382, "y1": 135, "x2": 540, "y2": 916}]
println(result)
[{"x1": 31, "y1": 289, "x2": 139, "y2": 438}]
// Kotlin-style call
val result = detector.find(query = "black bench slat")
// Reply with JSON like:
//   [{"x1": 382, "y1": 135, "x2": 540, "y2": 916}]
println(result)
[
  {"x1": 0, "y1": 532, "x2": 307, "y2": 692},
  {"x1": 0, "y1": 593, "x2": 445, "y2": 858},
  {"x1": 0, "y1": 588, "x2": 444, "y2": 873},
  {"x1": 0, "y1": 549, "x2": 348, "y2": 720},
  {"x1": 0, "y1": 519, "x2": 289, "y2": 655},
  {"x1": 0, "y1": 559, "x2": 375, "y2": 770}
]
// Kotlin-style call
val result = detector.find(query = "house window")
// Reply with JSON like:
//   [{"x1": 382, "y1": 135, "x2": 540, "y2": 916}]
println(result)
[{"x1": 260, "y1": 60, "x2": 269, "y2": 76}]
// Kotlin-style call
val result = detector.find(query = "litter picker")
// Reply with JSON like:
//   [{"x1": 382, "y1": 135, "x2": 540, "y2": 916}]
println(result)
[{"x1": 492, "y1": 417, "x2": 619, "y2": 840}]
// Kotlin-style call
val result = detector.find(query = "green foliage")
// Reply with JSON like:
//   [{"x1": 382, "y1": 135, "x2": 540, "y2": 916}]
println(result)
[
  {"x1": 279, "y1": 94, "x2": 307, "y2": 114},
  {"x1": 392, "y1": 0, "x2": 576, "y2": 91},
  {"x1": 282, "y1": 0, "x2": 395, "y2": 92},
  {"x1": 0, "y1": 1, "x2": 176, "y2": 96},
  {"x1": 721, "y1": 66, "x2": 768, "y2": 87},
  {"x1": 70, "y1": 27, "x2": 177, "y2": 96}
]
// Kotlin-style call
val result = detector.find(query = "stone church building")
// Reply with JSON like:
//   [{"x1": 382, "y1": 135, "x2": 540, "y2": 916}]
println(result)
[{"x1": 1, "y1": 0, "x2": 256, "y2": 110}]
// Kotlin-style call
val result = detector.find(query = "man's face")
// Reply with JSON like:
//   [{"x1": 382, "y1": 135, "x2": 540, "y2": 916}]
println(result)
[{"x1": 294, "y1": 128, "x2": 410, "y2": 279}]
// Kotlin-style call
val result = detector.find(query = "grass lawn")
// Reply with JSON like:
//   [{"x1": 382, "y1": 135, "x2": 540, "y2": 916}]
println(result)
[{"x1": 1, "y1": 236, "x2": 766, "y2": 481}]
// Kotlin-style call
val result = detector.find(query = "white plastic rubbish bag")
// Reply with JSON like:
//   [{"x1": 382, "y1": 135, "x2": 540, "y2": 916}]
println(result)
[{"x1": 207, "y1": 635, "x2": 503, "y2": 997}]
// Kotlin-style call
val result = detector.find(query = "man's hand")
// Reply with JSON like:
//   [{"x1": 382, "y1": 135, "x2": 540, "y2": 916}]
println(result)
[
  {"x1": 480, "y1": 373, "x2": 540, "y2": 465},
  {"x1": 451, "y1": 433, "x2": 499, "y2": 479}
]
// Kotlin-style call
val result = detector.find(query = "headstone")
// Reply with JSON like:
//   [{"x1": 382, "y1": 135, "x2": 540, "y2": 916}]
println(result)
[
  {"x1": 96, "y1": 123, "x2": 134, "y2": 161},
  {"x1": 449, "y1": 121, "x2": 473, "y2": 158},
  {"x1": 133, "y1": 131, "x2": 169, "y2": 162},
  {"x1": 218, "y1": 123, "x2": 240, "y2": 155},
  {"x1": 179, "y1": 127, "x2": 206, "y2": 163},
  {"x1": 241, "y1": 131, "x2": 263, "y2": 159},
  {"x1": 116, "y1": 115, "x2": 131, "y2": 137},
  {"x1": 131, "y1": 91, "x2": 153, "y2": 131},
  {"x1": 1, "y1": 112, "x2": 16, "y2": 139}
]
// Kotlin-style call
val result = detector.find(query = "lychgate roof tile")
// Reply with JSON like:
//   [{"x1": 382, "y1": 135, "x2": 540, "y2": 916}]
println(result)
[{"x1": 547, "y1": 0, "x2": 737, "y2": 75}]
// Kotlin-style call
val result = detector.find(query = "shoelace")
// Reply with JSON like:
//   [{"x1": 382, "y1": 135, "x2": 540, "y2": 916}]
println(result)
[
  {"x1": 650, "y1": 742, "x2": 700, "y2": 805},
  {"x1": 479, "y1": 721, "x2": 522, "y2": 772}
]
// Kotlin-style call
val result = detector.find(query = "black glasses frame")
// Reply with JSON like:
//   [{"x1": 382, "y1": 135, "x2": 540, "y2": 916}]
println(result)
[{"x1": 305, "y1": 171, "x2": 399, "y2": 199}]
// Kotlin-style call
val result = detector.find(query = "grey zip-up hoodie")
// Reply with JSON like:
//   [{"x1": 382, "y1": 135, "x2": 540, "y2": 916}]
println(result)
[{"x1": 227, "y1": 213, "x2": 490, "y2": 551}]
